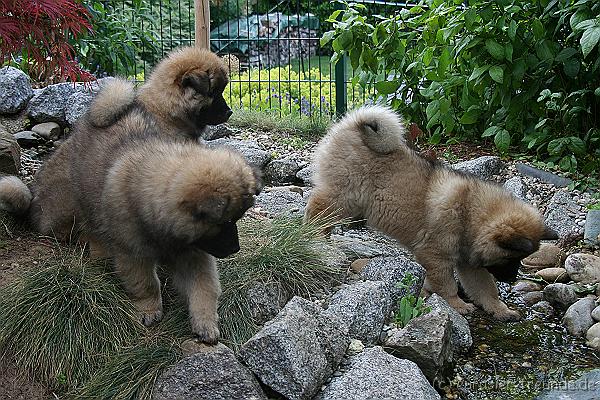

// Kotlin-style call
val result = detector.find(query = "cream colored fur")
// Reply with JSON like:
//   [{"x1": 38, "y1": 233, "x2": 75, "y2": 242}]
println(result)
[{"x1": 306, "y1": 106, "x2": 551, "y2": 321}]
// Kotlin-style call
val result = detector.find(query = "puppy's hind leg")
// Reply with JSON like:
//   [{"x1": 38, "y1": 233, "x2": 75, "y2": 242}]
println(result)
[
  {"x1": 170, "y1": 252, "x2": 221, "y2": 344},
  {"x1": 114, "y1": 255, "x2": 163, "y2": 326},
  {"x1": 455, "y1": 265, "x2": 520, "y2": 321}
]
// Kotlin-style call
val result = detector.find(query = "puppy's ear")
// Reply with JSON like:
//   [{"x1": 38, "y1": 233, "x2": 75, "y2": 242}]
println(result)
[
  {"x1": 181, "y1": 71, "x2": 210, "y2": 95},
  {"x1": 541, "y1": 225, "x2": 559, "y2": 240}
]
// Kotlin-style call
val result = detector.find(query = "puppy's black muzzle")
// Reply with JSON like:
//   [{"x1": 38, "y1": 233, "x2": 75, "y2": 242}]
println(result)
[
  {"x1": 196, "y1": 222, "x2": 240, "y2": 258},
  {"x1": 484, "y1": 259, "x2": 520, "y2": 283}
]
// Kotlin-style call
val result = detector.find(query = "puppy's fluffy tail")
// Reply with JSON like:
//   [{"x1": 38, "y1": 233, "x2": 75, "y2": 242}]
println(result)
[
  {"x1": 88, "y1": 78, "x2": 136, "y2": 127},
  {"x1": 0, "y1": 176, "x2": 32, "y2": 215},
  {"x1": 343, "y1": 105, "x2": 407, "y2": 154}
]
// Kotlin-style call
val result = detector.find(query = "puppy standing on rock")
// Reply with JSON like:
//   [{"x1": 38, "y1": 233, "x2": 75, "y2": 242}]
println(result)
[
  {"x1": 0, "y1": 47, "x2": 260, "y2": 342},
  {"x1": 305, "y1": 106, "x2": 557, "y2": 321}
]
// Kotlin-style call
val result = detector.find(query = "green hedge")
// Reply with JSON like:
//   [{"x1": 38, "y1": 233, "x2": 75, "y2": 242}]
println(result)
[{"x1": 325, "y1": 0, "x2": 600, "y2": 174}]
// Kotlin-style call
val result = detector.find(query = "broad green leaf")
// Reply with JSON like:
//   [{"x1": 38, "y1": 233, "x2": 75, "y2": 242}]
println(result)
[
  {"x1": 482, "y1": 126, "x2": 500, "y2": 137},
  {"x1": 512, "y1": 59, "x2": 526, "y2": 83},
  {"x1": 563, "y1": 58, "x2": 580, "y2": 78},
  {"x1": 532, "y1": 19, "x2": 545, "y2": 39},
  {"x1": 570, "y1": 8, "x2": 592, "y2": 30},
  {"x1": 459, "y1": 107, "x2": 481, "y2": 124},
  {"x1": 555, "y1": 47, "x2": 578, "y2": 62},
  {"x1": 595, "y1": 87, "x2": 600, "y2": 96},
  {"x1": 338, "y1": 30, "x2": 354, "y2": 49},
  {"x1": 439, "y1": 98, "x2": 451, "y2": 115},
  {"x1": 374, "y1": 80, "x2": 401, "y2": 95},
  {"x1": 485, "y1": 39, "x2": 505, "y2": 60},
  {"x1": 559, "y1": 155, "x2": 576, "y2": 172},
  {"x1": 438, "y1": 47, "x2": 451, "y2": 76},
  {"x1": 508, "y1": 20, "x2": 517, "y2": 41},
  {"x1": 547, "y1": 138, "x2": 566, "y2": 155},
  {"x1": 494, "y1": 129, "x2": 511, "y2": 153},
  {"x1": 423, "y1": 47, "x2": 434, "y2": 66},
  {"x1": 469, "y1": 65, "x2": 488, "y2": 81},
  {"x1": 426, "y1": 100, "x2": 440, "y2": 120},
  {"x1": 581, "y1": 26, "x2": 600, "y2": 58},
  {"x1": 505, "y1": 43, "x2": 513, "y2": 62},
  {"x1": 568, "y1": 137, "x2": 586, "y2": 155},
  {"x1": 349, "y1": 47, "x2": 362, "y2": 70},
  {"x1": 489, "y1": 66, "x2": 504, "y2": 83},
  {"x1": 534, "y1": 118, "x2": 549, "y2": 130}
]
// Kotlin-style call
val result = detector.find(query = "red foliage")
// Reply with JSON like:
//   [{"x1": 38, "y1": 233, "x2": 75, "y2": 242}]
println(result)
[{"x1": 0, "y1": 0, "x2": 94, "y2": 83}]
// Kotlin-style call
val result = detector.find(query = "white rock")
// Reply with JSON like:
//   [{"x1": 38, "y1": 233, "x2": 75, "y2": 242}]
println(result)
[
  {"x1": 592, "y1": 305, "x2": 600, "y2": 322},
  {"x1": 565, "y1": 253, "x2": 600, "y2": 284},
  {"x1": 586, "y1": 322, "x2": 600, "y2": 350},
  {"x1": 562, "y1": 297, "x2": 596, "y2": 337}
]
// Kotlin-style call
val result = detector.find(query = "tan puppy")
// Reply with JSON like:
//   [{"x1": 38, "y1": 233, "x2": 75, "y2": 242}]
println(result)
[
  {"x1": 90, "y1": 46, "x2": 232, "y2": 138},
  {"x1": 305, "y1": 106, "x2": 557, "y2": 321}
]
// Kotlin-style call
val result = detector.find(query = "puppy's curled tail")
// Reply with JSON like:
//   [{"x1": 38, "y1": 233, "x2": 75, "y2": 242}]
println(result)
[
  {"x1": 347, "y1": 105, "x2": 407, "y2": 154},
  {"x1": 0, "y1": 176, "x2": 32, "y2": 216},
  {"x1": 88, "y1": 78, "x2": 136, "y2": 127}
]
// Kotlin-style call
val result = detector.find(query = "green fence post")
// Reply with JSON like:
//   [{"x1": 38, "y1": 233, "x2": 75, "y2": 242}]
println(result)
[
  {"x1": 335, "y1": 55, "x2": 347, "y2": 117},
  {"x1": 334, "y1": 2, "x2": 347, "y2": 117}
]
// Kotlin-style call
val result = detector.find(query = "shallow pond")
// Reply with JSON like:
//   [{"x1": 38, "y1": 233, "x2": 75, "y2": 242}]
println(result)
[{"x1": 443, "y1": 283, "x2": 600, "y2": 400}]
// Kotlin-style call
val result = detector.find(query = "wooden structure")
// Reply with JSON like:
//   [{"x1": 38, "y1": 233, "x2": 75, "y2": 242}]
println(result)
[{"x1": 194, "y1": 0, "x2": 210, "y2": 49}]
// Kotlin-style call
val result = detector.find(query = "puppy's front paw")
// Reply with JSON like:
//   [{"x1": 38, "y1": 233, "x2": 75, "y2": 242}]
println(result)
[
  {"x1": 447, "y1": 297, "x2": 476, "y2": 315},
  {"x1": 134, "y1": 299, "x2": 163, "y2": 327},
  {"x1": 191, "y1": 316, "x2": 220, "y2": 345}
]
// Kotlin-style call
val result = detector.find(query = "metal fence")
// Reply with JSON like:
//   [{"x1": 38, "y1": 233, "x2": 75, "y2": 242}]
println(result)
[{"x1": 84, "y1": 0, "x2": 411, "y2": 117}]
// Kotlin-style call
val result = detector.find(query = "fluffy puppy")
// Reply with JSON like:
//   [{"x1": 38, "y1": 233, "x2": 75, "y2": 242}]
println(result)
[
  {"x1": 305, "y1": 106, "x2": 557, "y2": 321},
  {"x1": 90, "y1": 46, "x2": 232, "y2": 138},
  {"x1": 1, "y1": 107, "x2": 260, "y2": 343}
]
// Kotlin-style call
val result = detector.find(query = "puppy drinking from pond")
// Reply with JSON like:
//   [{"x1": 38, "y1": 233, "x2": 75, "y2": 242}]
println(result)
[{"x1": 305, "y1": 106, "x2": 557, "y2": 321}]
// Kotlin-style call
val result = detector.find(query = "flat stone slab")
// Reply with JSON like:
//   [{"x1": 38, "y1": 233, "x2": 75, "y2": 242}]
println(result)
[
  {"x1": 516, "y1": 163, "x2": 572, "y2": 188},
  {"x1": 153, "y1": 343, "x2": 266, "y2": 400},
  {"x1": 535, "y1": 369, "x2": 600, "y2": 399},
  {"x1": 315, "y1": 346, "x2": 440, "y2": 400}
]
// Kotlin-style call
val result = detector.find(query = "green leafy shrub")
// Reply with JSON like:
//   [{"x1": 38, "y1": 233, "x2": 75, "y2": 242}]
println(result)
[
  {"x1": 324, "y1": 0, "x2": 600, "y2": 174},
  {"x1": 393, "y1": 274, "x2": 431, "y2": 327},
  {"x1": 75, "y1": 0, "x2": 159, "y2": 77}
]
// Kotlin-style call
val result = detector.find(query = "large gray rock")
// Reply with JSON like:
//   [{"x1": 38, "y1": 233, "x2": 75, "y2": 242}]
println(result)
[
  {"x1": 543, "y1": 191, "x2": 580, "y2": 238},
  {"x1": 383, "y1": 308, "x2": 454, "y2": 381},
  {"x1": 27, "y1": 82, "x2": 82, "y2": 125},
  {"x1": 153, "y1": 343, "x2": 266, "y2": 400},
  {"x1": 201, "y1": 124, "x2": 234, "y2": 141},
  {"x1": 296, "y1": 165, "x2": 313, "y2": 186},
  {"x1": 503, "y1": 176, "x2": 528, "y2": 201},
  {"x1": 543, "y1": 283, "x2": 578, "y2": 311},
  {"x1": 325, "y1": 281, "x2": 392, "y2": 345},
  {"x1": 586, "y1": 323, "x2": 600, "y2": 350},
  {"x1": 535, "y1": 369, "x2": 600, "y2": 399},
  {"x1": 255, "y1": 188, "x2": 305, "y2": 217},
  {"x1": 451, "y1": 156, "x2": 503, "y2": 180},
  {"x1": 65, "y1": 90, "x2": 94, "y2": 127},
  {"x1": 562, "y1": 297, "x2": 596, "y2": 337},
  {"x1": 425, "y1": 294, "x2": 472, "y2": 353},
  {"x1": 330, "y1": 228, "x2": 413, "y2": 261},
  {"x1": 0, "y1": 113, "x2": 29, "y2": 135},
  {"x1": 0, "y1": 124, "x2": 20, "y2": 175},
  {"x1": 239, "y1": 296, "x2": 349, "y2": 400},
  {"x1": 207, "y1": 138, "x2": 271, "y2": 169},
  {"x1": 516, "y1": 163, "x2": 572, "y2": 188},
  {"x1": 0, "y1": 67, "x2": 33, "y2": 114},
  {"x1": 246, "y1": 281, "x2": 289, "y2": 326},
  {"x1": 265, "y1": 158, "x2": 301, "y2": 184},
  {"x1": 564, "y1": 253, "x2": 600, "y2": 285},
  {"x1": 31, "y1": 122, "x2": 61, "y2": 140},
  {"x1": 359, "y1": 256, "x2": 425, "y2": 303},
  {"x1": 13, "y1": 131, "x2": 42, "y2": 148},
  {"x1": 315, "y1": 347, "x2": 440, "y2": 400}
]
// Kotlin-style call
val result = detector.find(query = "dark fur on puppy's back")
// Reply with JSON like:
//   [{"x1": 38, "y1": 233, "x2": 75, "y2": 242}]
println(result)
[{"x1": 306, "y1": 106, "x2": 556, "y2": 321}]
